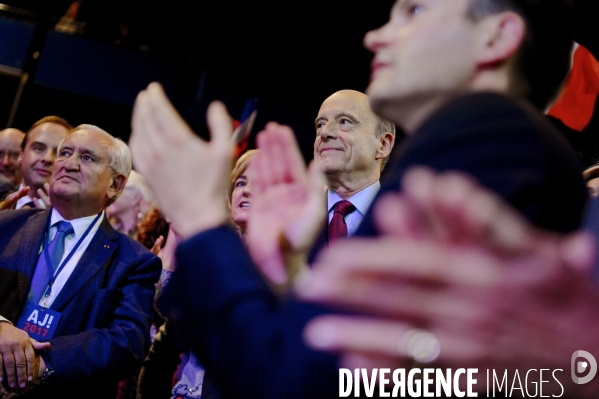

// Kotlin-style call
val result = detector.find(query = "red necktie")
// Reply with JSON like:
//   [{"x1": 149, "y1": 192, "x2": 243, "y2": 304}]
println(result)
[{"x1": 328, "y1": 200, "x2": 356, "y2": 243}]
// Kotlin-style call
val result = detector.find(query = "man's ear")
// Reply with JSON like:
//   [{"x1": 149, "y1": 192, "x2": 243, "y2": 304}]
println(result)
[
  {"x1": 476, "y1": 11, "x2": 525, "y2": 67},
  {"x1": 108, "y1": 173, "x2": 127, "y2": 201},
  {"x1": 376, "y1": 132, "x2": 395, "y2": 160}
]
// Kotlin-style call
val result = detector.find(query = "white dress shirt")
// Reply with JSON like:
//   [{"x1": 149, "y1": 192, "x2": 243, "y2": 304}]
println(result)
[
  {"x1": 14, "y1": 183, "x2": 46, "y2": 209},
  {"x1": 327, "y1": 181, "x2": 380, "y2": 237},
  {"x1": 36, "y1": 208, "x2": 105, "y2": 307}
]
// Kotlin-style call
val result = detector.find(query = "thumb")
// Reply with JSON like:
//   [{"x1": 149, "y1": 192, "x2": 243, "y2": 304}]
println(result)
[
  {"x1": 30, "y1": 339, "x2": 51, "y2": 351},
  {"x1": 207, "y1": 101, "x2": 234, "y2": 157}
]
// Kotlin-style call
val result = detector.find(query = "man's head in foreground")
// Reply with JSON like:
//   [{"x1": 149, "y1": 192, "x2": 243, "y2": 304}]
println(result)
[
  {"x1": 50, "y1": 124, "x2": 131, "y2": 220},
  {"x1": 364, "y1": 0, "x2": 574, "y2": 132},
  {"x1": 0, "y1": 128, "x2": 25, "y2": 185},
  {"x1": 314, "y1": 89, "x2": 395, "y2": 197}
]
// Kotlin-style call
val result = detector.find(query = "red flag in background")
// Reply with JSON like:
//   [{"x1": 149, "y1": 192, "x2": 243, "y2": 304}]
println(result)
[
  {"x1": 231, "y1": 99, "x2": 258, "y2": 160},
  {"x1": 548, "y1": 45, "x2": 599, "y2": 132}
]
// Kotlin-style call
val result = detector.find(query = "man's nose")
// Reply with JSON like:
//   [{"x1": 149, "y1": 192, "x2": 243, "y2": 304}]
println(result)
[
  {"x1": 41, "y1": 148, "x2": 57, "y2": 164},
  {"x1": 0, "y1": 153, "x2": 10, "y2": 165},
  {"x1": 363, "y1": 23, "x2": 390, "y2": 54},
  {"x1": 318, "y1": 122, "x2": 337, "y2": 141},
  {"x1": 62, "y1": 153, "x2": 79, "y2": 170}
]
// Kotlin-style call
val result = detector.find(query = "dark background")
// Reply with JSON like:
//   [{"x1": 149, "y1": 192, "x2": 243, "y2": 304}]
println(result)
[{"x1": 0, "y1": 0, "x2": 396, "y2": 162}]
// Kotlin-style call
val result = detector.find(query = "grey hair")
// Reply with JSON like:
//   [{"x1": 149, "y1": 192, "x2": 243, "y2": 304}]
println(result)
[
  {"x1": 69, "y1": 124, "x2": 132, "y2": 179},
  {"x1": 374, "y1": 116, "x2": 396, "y2": 170},
  {"x1": 124, "y1": 169, "x2": 155, "y2": 203}
]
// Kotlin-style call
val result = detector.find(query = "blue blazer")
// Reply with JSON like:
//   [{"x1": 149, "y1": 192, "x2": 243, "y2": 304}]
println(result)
[{"x1": 0, "y1": 208, "x2": 161, "y2": 398}]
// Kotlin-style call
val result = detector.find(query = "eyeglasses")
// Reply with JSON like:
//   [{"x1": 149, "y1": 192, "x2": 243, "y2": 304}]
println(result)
[{"x1": 0, "y1": 150, "x2": 20, "y2": 161}]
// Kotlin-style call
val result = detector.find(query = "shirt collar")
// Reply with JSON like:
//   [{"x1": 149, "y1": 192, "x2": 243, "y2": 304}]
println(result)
[
  {"x1": 327, "y1": 181, "x2": 380, "y2": 216},
  {"x1": 50, "y1": 207, "x2": 105, "y2": 239},
  {"x1": 15, "y1": 183, "x2": 36, "y2": 209}
]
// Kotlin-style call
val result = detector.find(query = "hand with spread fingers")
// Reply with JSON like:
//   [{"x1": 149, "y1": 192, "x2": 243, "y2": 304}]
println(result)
[
  {"x1": 296, "y1": 167, "x2": 599, "y2": 397},
  {"x1": 129, "y1": 82, "x2": 234, "y2": 238},
  {"x1": 245, "y1": 123, "x2": 326, "y2": 290}
]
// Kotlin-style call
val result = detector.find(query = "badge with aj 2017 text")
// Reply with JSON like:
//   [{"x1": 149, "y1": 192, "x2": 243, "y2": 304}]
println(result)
[{"x1": 16, "y1": 303, "x2": 61, "y2": 340}]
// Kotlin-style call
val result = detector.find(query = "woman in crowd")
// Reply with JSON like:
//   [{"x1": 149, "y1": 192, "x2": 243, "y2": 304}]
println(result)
[{"x1": 136, "y1": 149, "x2": 258, "y2": 399}]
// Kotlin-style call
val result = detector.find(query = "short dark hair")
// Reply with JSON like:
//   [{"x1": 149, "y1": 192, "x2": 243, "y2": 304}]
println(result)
[
  {"x1": 21, "y1": 115, "x2": 73, "y2": 150},
  {"x1": 467, "y1": 0, "x2": 574, "y2": 110}
]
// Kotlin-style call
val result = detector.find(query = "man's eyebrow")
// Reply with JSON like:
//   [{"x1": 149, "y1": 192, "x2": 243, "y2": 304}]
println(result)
[
  {"x1": 335, "y1": 112, "x2": 359, "y2": 123},
  {"x1": 315, "y1": 116, "x2": 327, "y2": 125},
  {"x1": 30, "y1": 141, "x2": 47, "y2": 147},
  {"x1": 315, "y1": 112, "x2": 359, "y2": 125},
  {"x1": 81, "y1": 148, "x2": 102, "y2": 159}
]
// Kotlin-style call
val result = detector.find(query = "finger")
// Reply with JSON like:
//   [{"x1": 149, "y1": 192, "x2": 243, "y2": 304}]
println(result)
[
  {"x1": 12, "y1": 348, "x2": 28, "y2": 389},
  {"x1": 277, "y1": 124, "x2": 306, "y2": 183},
  {"x1": 24, "y1": 345, "x2": 34, "y2": 383},
  {"x1": 250, "y1": 132, "x2": 268, "y2": 195},
  {"x1": 146, "y1": 83, "x2": 189, "y2": 143},
  {"x1": 3, "y1": 351, "x2": 16, "y2": 389},
  {"x1": 130, "y1": 90, "x2": 152, "y2": 171},
  {"x1": 311, "y1": 238, "x2": 498, "y2": 286},
  {"x1": 264, "y1": 124, "x2": 287, "y2": 185},
  {"x1": 304, "y1": 316, "x2": 482, "y2": 366},
  {"x1": 304, "y1": 315, "x2": 411, "y2": 356},
  {"x1": 284, "y1": 161, "x2": 327, "y2": 251},
  {"x1": 206, "y1": 100, "x2": 234, "y2": 157},
  {"x1": 560, "y1": 231, "x2": 596, "y2": 274},
  {"x1": 298, "y1": 266, "x2": 484, "y2": 321},
  {"x1": 433, "y1": 172, "x2": 534, "y2": 253},
  {"x1": 151, "y1": 235, "x2": 164, "y2": 255},
  {"x1": 36, "y1": 188, "x2": 50, "y2": 208},
  {"x1": 30, "y1": 339, "x2": 51, "y2": 351},
  {"x1": 374, "y1": 193, "x2": 429, "y2": 239},
  {"x1": 255, "y1": 128, "x2": 279, "y2": 188}
]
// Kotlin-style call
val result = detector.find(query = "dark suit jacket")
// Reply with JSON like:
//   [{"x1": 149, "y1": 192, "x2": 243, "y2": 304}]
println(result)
[
  {"x1": 159, "y1": 93, "x2": 589, "y2": 399},
  {"x1": 0, "y1": 208, "x2": 161, "y2": 399}
]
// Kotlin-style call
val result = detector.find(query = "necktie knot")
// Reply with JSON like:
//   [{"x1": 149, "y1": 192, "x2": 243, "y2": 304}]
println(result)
[
  {"x1": 333, "y1": 200, "x2": 355, "y2": 217},
  {"x1": 54, "y1": 221, "x2": 74, "y2": 237},
  {"x1": 328, "y1": 200, "x2": 356, "y2": 243}
]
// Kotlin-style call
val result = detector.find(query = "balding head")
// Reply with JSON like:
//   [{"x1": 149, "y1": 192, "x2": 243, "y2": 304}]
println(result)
[
  {"x1": 0, "y1": 128, "x2": 25, "y2": 184},
  {"x1": 314, "y1": 90, "x2": 395, "y2": 197}
]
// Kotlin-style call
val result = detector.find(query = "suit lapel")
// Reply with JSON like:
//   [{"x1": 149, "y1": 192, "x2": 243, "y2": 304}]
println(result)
[
  {"x1": 17, "y1": 210, "x2": 51, "y2": 301},
  {"x1": 50, "y1": 217, "x2": 120, "y2": 311}
]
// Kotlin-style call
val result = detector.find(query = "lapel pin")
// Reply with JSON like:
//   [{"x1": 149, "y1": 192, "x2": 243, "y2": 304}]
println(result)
[{"x1": 104, "y1": 244, "x2": 110, "y2": 249}]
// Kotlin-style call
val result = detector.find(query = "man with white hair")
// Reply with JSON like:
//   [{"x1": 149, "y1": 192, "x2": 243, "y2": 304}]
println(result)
[{"x1": 0, "y1": 125, "x2": 161, "y2": 398}]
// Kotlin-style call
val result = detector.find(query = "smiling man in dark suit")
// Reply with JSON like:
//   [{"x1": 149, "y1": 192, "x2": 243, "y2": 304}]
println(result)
[{"x1": 0, "y1": 124, "x2": 161, "y2": 398}]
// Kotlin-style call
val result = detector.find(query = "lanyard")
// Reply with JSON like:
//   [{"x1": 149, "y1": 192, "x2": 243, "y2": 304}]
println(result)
[{"x1": 41, "y1": 210, "x2": 102, "y2": 303}]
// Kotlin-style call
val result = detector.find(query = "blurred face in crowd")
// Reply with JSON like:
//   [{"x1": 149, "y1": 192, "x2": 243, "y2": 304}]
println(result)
[
  {"x1": 0, "y1": 128, "x2": 25, "y2": 184},
  {"x1": 314, "y1": 90, "x2": 384, "y2": 183},
  {"x1": 50, "y1": 129, "x2": 125, "y2": 217},
  {"x1": 230, "y1": 172, "x2": 251, "y2": 233},
  {"x1": 19, "y1": 123, "x2": 70, "y2": 191},
  {"x1": 364, "y1": 0, "x2": 481, "y2": 126}
]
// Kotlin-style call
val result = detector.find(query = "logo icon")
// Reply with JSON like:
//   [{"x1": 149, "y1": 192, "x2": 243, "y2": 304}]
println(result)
[{"x1": 571, "y1": 350, "x2": 597, "y2": 384}]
